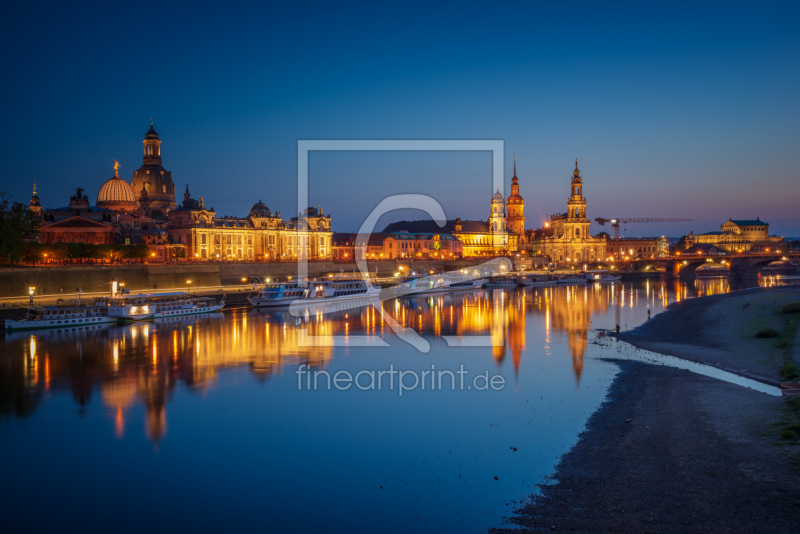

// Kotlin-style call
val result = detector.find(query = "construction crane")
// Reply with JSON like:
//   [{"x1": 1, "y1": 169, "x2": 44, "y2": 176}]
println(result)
[
  {"x1": 594, "y1": 218, "x2": 693, "y2": 241},
  {"x1": 594, "y1": 218, "x2": 693, "y2": 259}
]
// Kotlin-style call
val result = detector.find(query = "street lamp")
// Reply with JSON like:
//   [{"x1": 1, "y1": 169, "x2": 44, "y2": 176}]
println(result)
[
  {"x1": 186, "y1": 280, "x2": 192, "y2": 293},
  {"x1": 28, "y1": 286, "x2": 35, "y2": 306}
]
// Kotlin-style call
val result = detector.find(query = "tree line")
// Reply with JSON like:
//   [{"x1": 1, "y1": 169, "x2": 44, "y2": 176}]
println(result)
[
  {"x1": 0, "y1": 194, "x2": 40, "y2": 264},
  {"x1": 1, "y1": 193, "x2": 155, "y2": 265},
  {"x1": 20, "y1": 242, "x2": 153, "y2": 265}
]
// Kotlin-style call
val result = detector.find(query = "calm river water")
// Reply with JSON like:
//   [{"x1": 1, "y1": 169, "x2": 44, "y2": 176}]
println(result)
[{"x1": 0, "y1": 276, "x2": 792, "y2": 532}]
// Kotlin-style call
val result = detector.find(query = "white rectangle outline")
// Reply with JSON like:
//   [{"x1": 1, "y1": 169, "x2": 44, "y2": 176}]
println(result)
[{"x1": 297, "y1": 140, "x2": 504, "y2": 348}]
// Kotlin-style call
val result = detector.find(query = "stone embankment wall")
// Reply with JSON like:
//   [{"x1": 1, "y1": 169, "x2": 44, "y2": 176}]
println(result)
[{"x1": 0, "y1": 257, "x2": 526, "y2": 298}]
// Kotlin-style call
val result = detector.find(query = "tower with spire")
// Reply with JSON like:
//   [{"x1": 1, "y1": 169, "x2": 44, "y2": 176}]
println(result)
[
  {"x1": 565, "y1": 159, "x2": 590, "y2": 238},
  {"x1": 506, "y1": 155, "x2": 525, "y2": 246},
  {"x1": 29, "y1": 181, "x2": 42, "y2": 217}
]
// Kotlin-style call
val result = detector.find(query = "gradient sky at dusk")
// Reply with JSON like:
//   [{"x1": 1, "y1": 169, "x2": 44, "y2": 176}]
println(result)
[{"x1": 1, "y1": 1, "x2": 798, "y2": 236}]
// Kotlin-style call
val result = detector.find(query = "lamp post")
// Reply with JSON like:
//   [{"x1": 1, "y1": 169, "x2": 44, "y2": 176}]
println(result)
[
  {"x1": 186, "y1": 280, "x2": 192, "y2": 294},
  {"x1": 28, "y1": 286, "x2": 35, "y2": 306}
]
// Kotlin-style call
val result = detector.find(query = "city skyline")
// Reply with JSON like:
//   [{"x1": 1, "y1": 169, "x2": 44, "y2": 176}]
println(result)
[{"x1": 2, "y1": 1, "x2": 799, "y2": 237}]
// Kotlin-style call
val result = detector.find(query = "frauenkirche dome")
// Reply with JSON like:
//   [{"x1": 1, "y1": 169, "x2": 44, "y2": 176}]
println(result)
[{"x1": 97, "y1": 161, "x2": 138, "y2": 212}]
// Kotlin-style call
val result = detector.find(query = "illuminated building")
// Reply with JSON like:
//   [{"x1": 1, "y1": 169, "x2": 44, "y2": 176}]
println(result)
[
  {"x1": 602, "y1": 236, "x2": 669, "y2": 259},
  {"x1": 332, "y1": 231, "x2": 462, "y2": 260},
  {"x1": 532, "y1": 160, "x2": 607, "y2": 263},
  {"x1": 685, "y1": 218, "x2": 785, "y2": 253},
  {"x1": 381, "y1": 165, "x2": 528, "y2": 256},
  {"x1": 30, "y1": 122, "x2": 333, "y2": 260},
  {"x1": 130, "y1": 120, "x2": 177, "y2": 217}
]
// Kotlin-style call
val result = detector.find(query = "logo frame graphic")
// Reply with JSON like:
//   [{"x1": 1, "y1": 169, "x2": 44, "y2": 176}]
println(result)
[{"x1": 295, "y1": 140, "x2": 506, "y2": 351}]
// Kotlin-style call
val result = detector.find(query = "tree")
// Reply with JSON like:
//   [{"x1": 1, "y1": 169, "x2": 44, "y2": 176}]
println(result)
[
  {"x1": 21, "y1": 243, "x2": 44, "y2": 265},
  {"x1": 47, "y1": 243, "x2": 69, "y2": 264},
  {"x1": 110, "y1": 245, "x2": 129, "y2": 263},
  {"x1": 676, "y1": 235, "x2": 689, "y2": 252},
  {"x1": 95, "y1": 244, "x2": 112, "y2": 265},
  {"x1": 131, "y1": 244, "x2": 151, "y2": 263},
  {"x1": 0, "y1": 194, "x2": 41, "y2": 264},
  {"x1": 170, "y1": 246, "x2": 186, "y2": 262},
  {"x1": 67, "y1": 243, "x2": 83, "y2": 263}
]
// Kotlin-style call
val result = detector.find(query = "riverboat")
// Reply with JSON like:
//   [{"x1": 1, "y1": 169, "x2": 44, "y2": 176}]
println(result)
[
  {"x1": 5, "y1": 290, "x2": 224, "y2": 331},
  {"x1": 392, "y1": 272, "x2": 485, "y2": 297},
  {"x1": 249, "y1": 277, "x2": 381, "y2": 308},
  {"x1": 102, "y1": 292, "x2": 225, "y2": 322},
  {"x1": 519, "y1": 274, "x2": 559, "y2": 287},
  {"x1": 4, "y1": 303, "x2": 117, "y2": 331},
  {"x1": 485, "y1": 275, "x2": 519, "y2": 288},
  {"x1": 556, "y1": 273, "x2": 588, "y2": 284},
  {"x1": 586, "y1": 270, "x2": 622, "y2": 283}
]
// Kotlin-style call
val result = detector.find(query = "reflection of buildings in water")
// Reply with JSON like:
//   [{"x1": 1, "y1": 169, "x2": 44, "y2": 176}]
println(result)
[
  {"x1": 693, "y1": 278, "x2": 730, "y2": 297},
  {"x1": 543, "y1": 284, "x2": 610, "y2": 386},
  {"x1": 4, "y1": 312, "x2": 334, "y2": 445}
]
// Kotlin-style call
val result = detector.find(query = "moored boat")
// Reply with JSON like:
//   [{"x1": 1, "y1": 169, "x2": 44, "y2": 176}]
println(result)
[
  {"x1": 392, "y1": 272, "x2": 485, "y2": 297},
  {"x1": 586, "y1": 270, "x2": 622, "y2": 283},
  {"x1": 485, "y1": 275, "x2": 518, "y2": 288},
  {"x1": 556, "y1": 273, "x2": 588, "y2": 284},
  {"x1": 249, "y1": 276, "x2": 381, "y2": 308},
  {"x1": 519, "y1": 274, "x2": 558, "y2": 287}
]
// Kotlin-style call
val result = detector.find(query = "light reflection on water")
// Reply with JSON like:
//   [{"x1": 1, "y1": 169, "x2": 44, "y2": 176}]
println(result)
[{"x1": 0, "y1": 276, "x2": 795, "y2": 532}]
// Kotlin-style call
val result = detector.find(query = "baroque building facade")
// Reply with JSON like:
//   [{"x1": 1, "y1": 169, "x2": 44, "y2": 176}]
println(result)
[
  {"x1": 32, "y1": 122, "x2": 333, "y2": 261},
  {"x1": 685, "y1": 218, "x2": 785, "y2": 253},
  {"x1": 532, "y1": 160, "x2": 606, "y2": 263},
  {"x1": 380, "y1": 161, "x2": 527, "y2": 256}
]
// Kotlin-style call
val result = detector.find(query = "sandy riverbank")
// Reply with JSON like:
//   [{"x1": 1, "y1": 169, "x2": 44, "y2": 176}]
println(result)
[{"x1": 494, "y1": 287, "x2": 800, "y2": 533}]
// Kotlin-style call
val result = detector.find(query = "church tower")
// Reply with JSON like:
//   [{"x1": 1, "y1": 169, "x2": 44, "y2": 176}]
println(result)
[
  {"x1": 131, "y1": 120, "x2": 177, "y2": 218},
  {"x1": 29, "y1": 181, "x2": 42, "y2": 217},
  {"x1": 506, "y1": 155, "x2": 525, "y2": 240},
  {"x1": 564, "y1": 159, "x2": 590, "y2": 240},
  {"x1": 489, "y1": 188, "x2": 508, "y2": 250}
]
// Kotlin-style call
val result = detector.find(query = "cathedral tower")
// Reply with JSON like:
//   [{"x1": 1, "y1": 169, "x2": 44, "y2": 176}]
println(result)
[
  {"x1": 489, "y1": 188, "x2": 508, "y2": 250},
  {"x1": 565, "y1": 159, "x2": 590, "y2": 239}
]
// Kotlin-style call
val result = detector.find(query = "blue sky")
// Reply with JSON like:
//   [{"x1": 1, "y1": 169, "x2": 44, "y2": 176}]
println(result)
[{"x1": 1, "y1": 1, "x2": 798, "y2": 236}]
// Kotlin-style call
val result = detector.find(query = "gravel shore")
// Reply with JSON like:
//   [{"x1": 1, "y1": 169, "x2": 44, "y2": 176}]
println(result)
[{"x1": 494, "y1": 287, "x2": 800, "y2": 533}]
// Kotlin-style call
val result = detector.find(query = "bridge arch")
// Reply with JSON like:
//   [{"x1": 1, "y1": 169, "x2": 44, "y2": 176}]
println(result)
[{"x1": 733, "y1": 259, "x2": 779, "y2": 280}]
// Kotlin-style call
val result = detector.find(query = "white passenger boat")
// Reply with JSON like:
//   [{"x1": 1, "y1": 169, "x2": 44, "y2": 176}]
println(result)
[
  {"x1": 392, "y1": 273, "x2": 485, "y2": 297},
  {"x1": 249, "y1": 277, "x2": 381, "y2": 308},
  {"x1": 102, "y1": 292, "x2": 225, "y2": 322},
  {"x1": 4, "y1": 303, "x2": 117, "y2": 331},
  {"x1": 586, "y1": 270, "x2": 622, "y2": 283},
  {"x1": 248, "y1": 281, "x2": 311, "y2": 308},
  {"x1": 556, "y1": 273, "x2": 588, "y2": 284},
  {"x1": 520, "y1": 274, "x2": 558, "y2": 287},
  {"x1": 5, "y1": 289, "x2": 225, "y2": 331},
  {"x1": 485, "y1": 275, "x2": 519, "y2": 288}
]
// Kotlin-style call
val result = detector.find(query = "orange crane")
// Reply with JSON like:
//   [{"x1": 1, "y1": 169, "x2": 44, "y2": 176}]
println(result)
[{"x1": 594, "y1": 217, "x2": 693, "y2": 258}]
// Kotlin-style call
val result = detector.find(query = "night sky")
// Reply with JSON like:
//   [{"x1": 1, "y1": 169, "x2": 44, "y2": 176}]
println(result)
[{"x1": 1, "y1": 1, "x2": 798, "y2": 236}]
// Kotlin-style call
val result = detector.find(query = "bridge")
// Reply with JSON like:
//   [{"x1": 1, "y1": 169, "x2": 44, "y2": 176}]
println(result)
[
  {"x1": 586, "y1": 252, "x2": 800, "y2": 280},
  {"x1": 668, "y1": 252, "x2": 800, "y2": 280}
]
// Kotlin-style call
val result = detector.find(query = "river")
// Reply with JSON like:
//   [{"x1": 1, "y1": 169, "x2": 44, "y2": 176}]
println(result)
[{"x1": 0, "y1": 276, "x2": 793, "y2": 532}]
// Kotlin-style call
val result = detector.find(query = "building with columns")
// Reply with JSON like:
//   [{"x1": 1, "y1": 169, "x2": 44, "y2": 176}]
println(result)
[
  {"x1": 685, "y1": 218, "x2": 785, "y2": 253},
  {"x1": 532, "y1": 160, "x2": 606, "y2": 263},
  {"x1": 31, "y1": 122, "x2": 333, "y2": 261}
]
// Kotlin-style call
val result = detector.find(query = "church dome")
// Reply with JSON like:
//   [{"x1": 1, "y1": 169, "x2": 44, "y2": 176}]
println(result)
[
  {"x1": 131, "y1": 120, "x2": 176, "y2": 214},
  {"x1": 97, "y1": 165, "x2": 137, "y2": 212},
  {"x1": 249, "y1": 200, "x2": 272, "y2": 218},
  {"x1": 492, "y1": 189, "x2": 504, "y2": 201}
]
